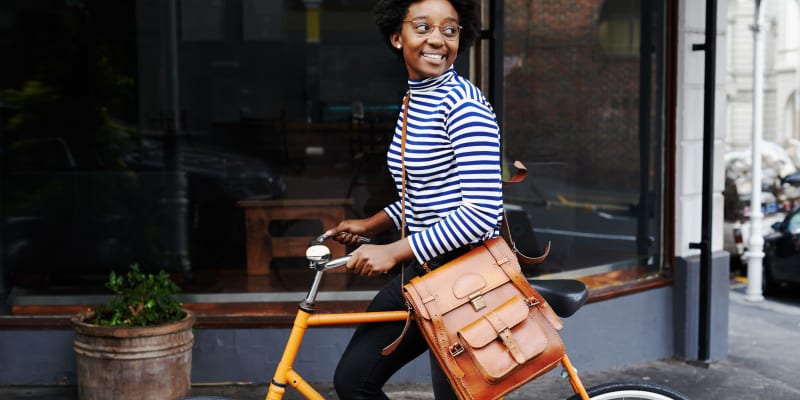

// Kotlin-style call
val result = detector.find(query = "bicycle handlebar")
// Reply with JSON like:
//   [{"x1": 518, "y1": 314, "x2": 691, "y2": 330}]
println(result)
[
  {"x1": 310, "y1": 233, "x2": 372, "y2": 246},
  {"x1": 306, "y1": 233, "x2": 370, "y2": 271},
  {"x1": 322, "y1": 255, "x2": 351, "y2": 270}
]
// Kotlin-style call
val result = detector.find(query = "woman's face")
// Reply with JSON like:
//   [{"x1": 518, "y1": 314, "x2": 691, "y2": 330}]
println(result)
[{"x1": 391, "y1": 0, "x2": 460, "y2": 81}]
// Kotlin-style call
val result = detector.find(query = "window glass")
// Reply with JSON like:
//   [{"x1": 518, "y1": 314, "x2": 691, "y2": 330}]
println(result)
[
  {"x1": 0, "y1": 0, "x2": 470, "y2": 309},
  {"x1": 501, "y1": 0, "x2": 666, "y2": 291},
  {"x1": 1, "y1": 0, "x2": 667, "y2": 313}
]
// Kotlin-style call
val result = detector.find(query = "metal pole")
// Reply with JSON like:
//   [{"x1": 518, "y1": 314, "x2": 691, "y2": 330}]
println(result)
[
  {"x1": 636, "y1": 0, "x2": 654, "y2": 260},
  {"x1": 688, "y1": 0, "x2": 718, "y2": 361},
  {"x1": 696, "y1": 0, "x2": 718, "y2": 362},
  {"x1": 746, "y1": 0, "x2": 767, "y2": 302}
]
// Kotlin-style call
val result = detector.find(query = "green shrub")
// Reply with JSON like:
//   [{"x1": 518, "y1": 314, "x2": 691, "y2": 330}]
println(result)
[{"x1": 90, "y1": 264, "x2": 185, "y2": 327}]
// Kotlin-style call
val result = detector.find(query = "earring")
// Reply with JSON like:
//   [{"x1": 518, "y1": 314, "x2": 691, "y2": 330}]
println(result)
[{"x1": 396, "y1": 44, "x2": 402, "y2": 49}]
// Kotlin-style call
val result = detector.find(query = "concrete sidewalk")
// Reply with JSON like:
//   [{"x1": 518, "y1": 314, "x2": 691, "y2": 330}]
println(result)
[{"x1": 3, "y1": 285, "x2": 799, "y2": 399}]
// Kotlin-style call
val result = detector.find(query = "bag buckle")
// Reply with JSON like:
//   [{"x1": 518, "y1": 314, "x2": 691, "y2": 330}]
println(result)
[
  {"x1": 525, "y1": 297, "x2": 540, "y2": 307},
  {"x1": 469, "y1": 292, "x2": 486, "y2": 311},
  {"x1": 450, "y1": 343, "x2": 465, "y2": 357}
]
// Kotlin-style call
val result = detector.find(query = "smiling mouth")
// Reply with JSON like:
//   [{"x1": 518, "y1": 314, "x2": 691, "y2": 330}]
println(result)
[{"x1": 422, "y1": 53, "x2": 446, "y2": 61}]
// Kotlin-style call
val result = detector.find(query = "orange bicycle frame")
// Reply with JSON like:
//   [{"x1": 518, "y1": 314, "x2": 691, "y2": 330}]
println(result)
[
  {"x1": 266, "y1": 309, "x2": 408, "y2": 400},
  {"x1": 265, "y1": 241, "x2": 590, "y2": 400},
  {"x1": 264, "y1": 305, "x2": 590, "y2": 400}
]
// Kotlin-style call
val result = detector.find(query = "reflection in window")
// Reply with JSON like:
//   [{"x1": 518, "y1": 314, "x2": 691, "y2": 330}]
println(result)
[
  {"x1": 598, "y1": 0, "x2": 641, "y2": 57},
  {"x1": 502, "y1": 0, "x2": 664, "y2": 291}
]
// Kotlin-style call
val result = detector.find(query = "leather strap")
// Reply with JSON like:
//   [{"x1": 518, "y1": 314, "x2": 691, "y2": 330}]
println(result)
[
  {"x1": 500, "y1": 161, "x2": 552, "y2": 265},
  {"x1": 413, "y1": 277, "x2": 466, "y2": 379},
  {"x1": 380, "y1": 308, "x2": 413, "y2": 355},
  {"x1": 483, "y1": 239, "x2": 563, "y2": 330},
  {"x1": 400, "y1": 92, "x2": 409, "y2": 245},
  {"x1": 501, "y1": 212, "x2": 551, "y2": 265},
  {"x1": 382, "y1": 92, "x2": 412, "y2": 356},
  {"x1": 483, "y1": 239, "x2": 541, "y2": 303},
  {"x1": 485, "y1": 310, "x2": 526, "y2": 364}
]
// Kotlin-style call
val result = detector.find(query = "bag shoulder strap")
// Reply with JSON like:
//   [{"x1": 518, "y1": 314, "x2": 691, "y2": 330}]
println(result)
[
  {"x1": 501, "y1": 161, "x2": 552, "y2": 265},
  {"x1": 382, "y1": 92, "x2": 412, "y2": 356}
]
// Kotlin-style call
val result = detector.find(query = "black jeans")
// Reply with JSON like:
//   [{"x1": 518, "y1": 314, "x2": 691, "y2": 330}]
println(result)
[{"x1": 333, "y1": 248, "x2": 471, "y2": 400}]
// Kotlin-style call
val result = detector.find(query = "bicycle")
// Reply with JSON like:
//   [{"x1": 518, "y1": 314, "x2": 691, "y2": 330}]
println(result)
[{"x1": 264, "y1": 235, "x2": 690, "y2": 400}]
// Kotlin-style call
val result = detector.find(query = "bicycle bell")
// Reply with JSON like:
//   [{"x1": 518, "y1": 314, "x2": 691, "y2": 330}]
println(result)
[{"x1": 306, "y1": 244, "x2": 332, "y2": 268}]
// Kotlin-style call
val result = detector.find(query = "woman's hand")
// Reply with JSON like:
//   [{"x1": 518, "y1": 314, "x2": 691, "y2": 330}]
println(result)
[
  {"x1": 324, "y1": 211, "x2": 396, "y2": 246},
  {"x1": 345, "y1": 244, "x2": 397, "y2": 276},
  {"x1": 346, "y1": 239, "x2": 414, "y2": 277},
  {"x1": 325, "y1": 219, "x2": 371, "y2": 246},
  {"x1": 323, "y1": 211, "x2": 413, "y2": 276}
]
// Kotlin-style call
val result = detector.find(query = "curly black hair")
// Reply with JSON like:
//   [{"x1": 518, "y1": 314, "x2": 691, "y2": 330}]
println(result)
[{"x1": 373, "y1": 0, "x2": 480, "y2": 56}]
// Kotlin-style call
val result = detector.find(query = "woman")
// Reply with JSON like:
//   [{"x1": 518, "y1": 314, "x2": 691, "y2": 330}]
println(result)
[{"x1": 326, "y1": 0, "x2": 503, "y2": 398}]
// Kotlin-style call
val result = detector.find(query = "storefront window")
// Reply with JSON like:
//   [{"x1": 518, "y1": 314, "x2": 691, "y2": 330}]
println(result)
[
  {"x1": 1, "y1": 0, "x2": 668, "y2": 316},
  {"x1": 501, "y1": 0, "x2": 667, "y2": 291}
]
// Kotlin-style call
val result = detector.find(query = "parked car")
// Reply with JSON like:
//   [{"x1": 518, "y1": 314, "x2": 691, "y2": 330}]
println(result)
[
  {"x1": 763, "y1": 204, "x2": 800, "y2": 294},
  {"x1": 723, "y1": 142, "x2": 800, "y2": 273}
]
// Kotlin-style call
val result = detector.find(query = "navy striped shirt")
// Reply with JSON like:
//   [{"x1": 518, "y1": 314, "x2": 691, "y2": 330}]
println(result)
[{"x1": 384, "y1": 68, "x2": 503, "y2": 264}]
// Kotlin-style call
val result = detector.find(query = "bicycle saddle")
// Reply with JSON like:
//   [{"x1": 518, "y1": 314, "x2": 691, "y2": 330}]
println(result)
[{"x1": 528, "y1": 279, "x2": 588, "y2": 318}]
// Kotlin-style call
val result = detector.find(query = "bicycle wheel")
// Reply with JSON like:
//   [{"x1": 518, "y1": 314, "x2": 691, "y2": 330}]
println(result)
[{"x1": 566, "y1": 381, "x2": 689, "y2": 400}]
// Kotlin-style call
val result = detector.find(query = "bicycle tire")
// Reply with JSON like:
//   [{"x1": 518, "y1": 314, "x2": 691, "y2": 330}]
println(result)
[{"x1": 566, "y1": 381, "x2": 690, "y2": 400}]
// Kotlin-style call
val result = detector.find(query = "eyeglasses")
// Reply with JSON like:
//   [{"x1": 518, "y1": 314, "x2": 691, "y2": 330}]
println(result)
[{"x1": 402, "y1": 20, "x2": 462, "y2": 40}]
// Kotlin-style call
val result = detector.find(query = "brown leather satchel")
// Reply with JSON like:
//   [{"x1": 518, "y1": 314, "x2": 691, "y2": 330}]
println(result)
[
  {"x1": 389, "y1": 92, "x2": 565, "y2": 399},
  {"x1": 402, "y1": 237, "x2": 565, "y2": 400}
]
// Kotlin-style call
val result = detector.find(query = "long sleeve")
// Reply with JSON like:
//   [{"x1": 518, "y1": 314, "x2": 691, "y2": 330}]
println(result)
[{"x1": 383, "y1": 69, "x2": 503, "y2": 264}]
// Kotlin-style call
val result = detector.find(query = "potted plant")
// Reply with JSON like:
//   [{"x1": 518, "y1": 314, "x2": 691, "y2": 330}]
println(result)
[{"x1": 70, "y1": 265, "x2": 195, "y2": 400}]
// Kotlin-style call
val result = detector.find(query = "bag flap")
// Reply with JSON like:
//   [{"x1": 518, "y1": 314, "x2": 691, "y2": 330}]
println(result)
[
  {"x1": 403, "y1": 245, "x2": 511, "y2": 319},
  {"x1": 458, "y1": 296, "x2": 529, "y2": 349},
  {"x1": 452, "y1": 273, "x2": 487, "y2": 299}
]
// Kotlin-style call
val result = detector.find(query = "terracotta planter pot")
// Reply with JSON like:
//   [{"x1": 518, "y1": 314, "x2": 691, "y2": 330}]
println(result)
[{"x1": 71, "y1": 310, "x2": 196, "y2": 400}]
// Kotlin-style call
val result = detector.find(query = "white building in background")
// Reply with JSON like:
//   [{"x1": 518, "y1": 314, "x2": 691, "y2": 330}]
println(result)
[{"x1": 726, "y1": 0, "x2": 800, "y2": 153}]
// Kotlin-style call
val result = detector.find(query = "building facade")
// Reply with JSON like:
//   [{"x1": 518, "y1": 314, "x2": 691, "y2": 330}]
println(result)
[
  {"x1": 0, "y1": 0, "x2": 729, "y2": 386},
  {"x1": 726, "y1": 0, "x2": 800, "y2": 150}
]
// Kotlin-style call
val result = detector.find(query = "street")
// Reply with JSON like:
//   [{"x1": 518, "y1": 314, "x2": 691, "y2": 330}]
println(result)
[{"x1": 727, "y1": 280, "x2": 800, "y2": 393}]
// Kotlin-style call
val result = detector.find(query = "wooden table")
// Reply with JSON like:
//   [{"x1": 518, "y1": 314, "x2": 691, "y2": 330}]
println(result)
[{"x1": 237, "y1": 198, "x2": 352, "y2": 275}]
